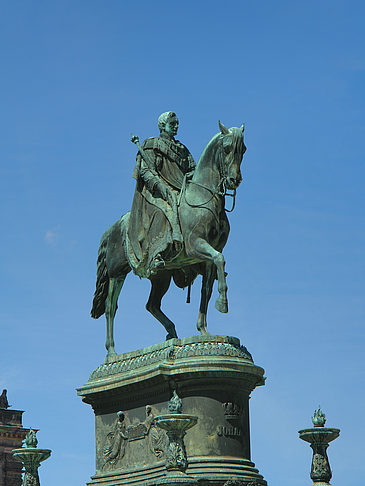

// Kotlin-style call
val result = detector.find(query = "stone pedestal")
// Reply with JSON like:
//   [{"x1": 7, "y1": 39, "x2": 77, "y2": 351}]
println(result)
[{"x1": 77, "y1": 335, "x2": 267, "y2": 486}]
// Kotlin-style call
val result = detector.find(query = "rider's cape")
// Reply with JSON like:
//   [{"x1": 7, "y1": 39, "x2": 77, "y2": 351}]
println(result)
[{"x1": 126, "y1": 134, "x2": 196, "y2": 280}]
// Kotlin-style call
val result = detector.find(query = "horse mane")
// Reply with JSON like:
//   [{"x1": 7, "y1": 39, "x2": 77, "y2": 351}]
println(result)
[
  {"x1": 196, "y1": 127, "x2": 244, "y2": 168},
  {"x1": 196, "y1": 132, "x2": 221, "y2": 168}
]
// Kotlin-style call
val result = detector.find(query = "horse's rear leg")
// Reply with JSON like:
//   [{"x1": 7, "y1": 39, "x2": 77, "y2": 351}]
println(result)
[
  {"x1": 197, "y1": 263, "x2": 215, "y2": 335},
  {"x1": 191, "y1": 238, "x2": 228, "y2": 314},
  {"x1": 105, "y1": 276, "x2": 125, "y2": 359},
  {"x1": 146, "y1": 272, "x2": 178, "y2": 340}
]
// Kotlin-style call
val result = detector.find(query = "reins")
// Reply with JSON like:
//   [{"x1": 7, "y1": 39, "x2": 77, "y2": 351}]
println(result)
[
  {"x1": 179, "y1": 177, "x2": 224, "y2": 208},
  {"x1": 224, "y1": 188, "x2": 236, "y2": 212},
  {"x1": 179, "y1": 138, "x2": 238, "y2": 212}
]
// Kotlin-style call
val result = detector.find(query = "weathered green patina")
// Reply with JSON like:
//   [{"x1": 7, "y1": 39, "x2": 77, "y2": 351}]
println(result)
[
  {"x1": 312, "y1": 406, "x2": 326, "y2": 427},
  {"x1": 12, "y1": 429, "x2": 51, "y2": 486},
  {"x1": 91, "y1": 113, "x2": 246, "y2": 358},
  {"x1": 77, "y1": 334, "x2": 267, "y2": 486},
  {"x1": 154, "y1": 390, "x2": 198, "y2": 481},
  {"x1": 299, "y1": 408, "x2": 340, "y2": 486},
  {"x1": 129, "y1": 112, "x2": 195, "y2": 278}
]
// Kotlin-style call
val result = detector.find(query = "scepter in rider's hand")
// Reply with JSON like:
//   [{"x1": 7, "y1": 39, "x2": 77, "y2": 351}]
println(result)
[{"x1": 130, "y1": 134, "x2": 174, "y2": 206}]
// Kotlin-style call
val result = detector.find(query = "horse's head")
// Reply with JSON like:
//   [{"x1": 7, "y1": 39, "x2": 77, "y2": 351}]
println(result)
[{"x1": 218, "y1": 121, "x2": 246, "y2": 190}]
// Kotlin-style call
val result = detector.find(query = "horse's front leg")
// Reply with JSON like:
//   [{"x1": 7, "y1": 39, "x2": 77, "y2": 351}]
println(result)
[
  {"x1": 191, "y1": 238, "x2": 228, "y2": 314},
  {"x1": 197, "y1": 263, "x2": 215, "y2": 334}
]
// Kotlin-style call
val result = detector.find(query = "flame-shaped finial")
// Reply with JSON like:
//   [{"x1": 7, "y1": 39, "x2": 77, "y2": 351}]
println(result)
[
  {"x1": 312, "y1": 406, "x2": 326, "y2": 427},
  {"x1": 168, "y1": 390, "x2": 182, "y2": 414},
  {"x1": 24, "y1": 429, "x2": 38, "y2": 448}
]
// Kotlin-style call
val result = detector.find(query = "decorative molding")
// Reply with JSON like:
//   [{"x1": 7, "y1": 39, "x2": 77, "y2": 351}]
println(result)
[
  {"x1": 89, "y1": 339, "x2": 253, "y2": 381},
  {"x1": 223, "y1": 481, "x2": 259, "y2": 486},
  {"x1": 0, "y1": 430, "x2": 28, "y2": 439}
]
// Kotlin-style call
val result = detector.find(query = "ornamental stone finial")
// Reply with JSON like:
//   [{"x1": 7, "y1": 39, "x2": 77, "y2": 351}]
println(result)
[
  {"x1": 168, "y1": 390, "x2": 183, "y2": 414},
  {"x1": 154, "y1": 391, "x2": 198, "y2": 482},
  {"x1": 312, "y1": 406, "x2": 326, "y2": 427},
  {"x1": 299, "y1": 408, "x2": 340, "y2": 486},
  {"x1": 12, "y1": 428, "x2": 51, "y2": 486},
  {"x1": 24, "y1": 429, "x2": 38, "y2": 448}
]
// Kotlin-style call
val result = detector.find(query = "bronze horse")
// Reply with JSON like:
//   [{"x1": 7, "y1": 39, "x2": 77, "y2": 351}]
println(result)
[{"x1": 91, "y1": 122, "x2": 246, "y2": 358}]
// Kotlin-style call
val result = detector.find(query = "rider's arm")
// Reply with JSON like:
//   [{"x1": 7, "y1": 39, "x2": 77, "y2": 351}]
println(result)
[
  {"x1": 139, "y1": 159, "x2": 160, "y2": 193},
  {"x1": 139, "y1": 157, "x2": 170, "y2": 200}
]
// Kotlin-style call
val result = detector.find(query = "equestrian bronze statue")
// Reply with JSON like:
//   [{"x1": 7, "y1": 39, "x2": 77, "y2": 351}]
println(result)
[{"x1": 91, "y1": 112, "x2": 246, "y2": 358}]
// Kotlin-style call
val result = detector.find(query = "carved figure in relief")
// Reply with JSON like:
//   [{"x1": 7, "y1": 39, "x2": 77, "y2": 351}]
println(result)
[
  {"x1": 103, "y1": 411, "x2": 128, "y2": 466},
  {"x1": 103, "y1": 406, "x2": 167, "y2": 469},
  {"x1": 144, "y1": 405, "x2": 168, "y2": 457},
  {"x1": 148, "y1": 424, "x2": 167, "y2": 458}
]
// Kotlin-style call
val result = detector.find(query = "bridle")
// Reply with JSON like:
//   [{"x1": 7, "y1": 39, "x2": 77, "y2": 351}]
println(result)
[{"x1": 180, "y1": 136, "x2": 238, "y2": 213}]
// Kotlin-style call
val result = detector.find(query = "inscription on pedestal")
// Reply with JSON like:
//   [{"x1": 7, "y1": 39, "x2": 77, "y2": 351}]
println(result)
[{"x1": 217, "y1": 425, "x2": 242, "y2": 437}]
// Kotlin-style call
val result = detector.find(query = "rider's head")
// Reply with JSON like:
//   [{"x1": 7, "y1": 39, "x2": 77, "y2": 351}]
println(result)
[{"x1": 158, "y1": 111, "x2": 179, "y2": 138}]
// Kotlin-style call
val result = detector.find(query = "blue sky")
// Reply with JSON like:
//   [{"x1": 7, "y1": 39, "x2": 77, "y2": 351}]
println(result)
[{"x1": 1, "y1": 1, "x2": 364, "y2": 484}]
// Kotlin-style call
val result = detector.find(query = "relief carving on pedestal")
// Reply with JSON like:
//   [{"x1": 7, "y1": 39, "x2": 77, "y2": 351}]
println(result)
[
  {"x1": 166, "y1": 439, "x2": 187, "y2": 471},
  {"x1": 103, "y1": 411, "x2": 128, "y2": 466},
  {"x1": 102, "y1": 405, "x2": 166, "y2": 470},
  {"x1": 223, "y1": 401, "x2": 241, "y2": 419},
  {"x1": 218, "y1": 401, "x2": 243, "y2": 438},
  {"x1": 311, "y1": 452, "x2": 330, "y2": 481}
]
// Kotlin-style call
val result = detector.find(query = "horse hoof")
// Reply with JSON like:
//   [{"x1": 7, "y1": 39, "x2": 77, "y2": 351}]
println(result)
[
  {"x1": 166, "y1": 332, "x2": 178, "y2": 340},
  {"x1": 198, "y1": 328, "x2": 210, "y2": 336},
  {"x1": 104, "y1": 349, "x2": 117, "y2": 363},
  {"x1": 215, "y1": 298, "x2": 228, "y2": 314}
]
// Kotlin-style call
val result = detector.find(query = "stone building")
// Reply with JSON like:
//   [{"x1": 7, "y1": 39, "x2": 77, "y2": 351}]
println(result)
[{"x1": 0, "y1": 390, "x2": 29, "y2": 486}]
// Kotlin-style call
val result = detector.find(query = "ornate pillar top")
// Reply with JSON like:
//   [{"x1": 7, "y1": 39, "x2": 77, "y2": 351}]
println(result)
[
  {"x1": 12, "y1": 429, "x2": 52, "y2": 486},
  {"x1": 299, "y1": 408, "x2": 340, "y2": 485}
]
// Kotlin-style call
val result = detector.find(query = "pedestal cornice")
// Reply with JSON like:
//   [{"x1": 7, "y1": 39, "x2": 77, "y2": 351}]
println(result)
[{"x1": 77, "y1": 335, "x2": 265, "y2": 408}]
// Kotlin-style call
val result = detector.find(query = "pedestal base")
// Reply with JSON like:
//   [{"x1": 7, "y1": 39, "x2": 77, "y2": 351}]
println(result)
[
  {"x1": 77, "y1": 335, "x2": 267, "y2": 486},
  {"x1": 150, "y1": 469, "x2": 199, "y2": 486}
]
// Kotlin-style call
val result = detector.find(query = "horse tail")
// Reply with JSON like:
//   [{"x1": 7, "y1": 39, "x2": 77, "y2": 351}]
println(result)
[{"x1": 91, "y1": 232, "x2": 109, "y2": 319}]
